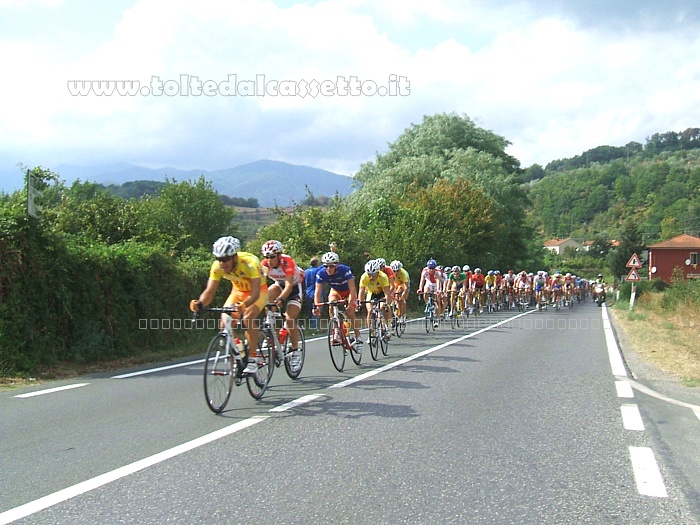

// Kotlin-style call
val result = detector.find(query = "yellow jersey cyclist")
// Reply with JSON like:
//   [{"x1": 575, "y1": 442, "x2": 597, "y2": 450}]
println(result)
[
  {"x1": 390, "y1": 260, "x2": 410, "y2": 324},
  {"x1": 484, "y1": 270, "x2": 498, "y2": 308},
  {"x1": 190, "y1": 236, "x2": 268, "y2": 374},
  {"x1": 357, "y1": 259, "x2": 394, "y2": 343}
]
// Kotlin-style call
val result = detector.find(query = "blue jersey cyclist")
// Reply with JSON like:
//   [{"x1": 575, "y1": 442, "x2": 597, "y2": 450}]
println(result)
[{"x1": 312, "y1": 251, "x2": 362, "y2": 351}]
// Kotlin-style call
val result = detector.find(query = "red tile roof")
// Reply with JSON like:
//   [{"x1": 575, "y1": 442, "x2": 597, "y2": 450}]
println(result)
[{"x1": 648, "y1": 234, "x2": 700, "y2": 249}]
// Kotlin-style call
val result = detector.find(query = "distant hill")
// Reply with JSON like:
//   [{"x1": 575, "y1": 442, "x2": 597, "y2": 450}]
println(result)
[{"x1": 53, "y1": 160, "x2": 355, "y2": 207}]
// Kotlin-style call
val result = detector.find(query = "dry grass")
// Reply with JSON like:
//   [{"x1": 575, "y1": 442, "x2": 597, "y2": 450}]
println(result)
[{"x1": 610, "y1": 292, "x2": 700, "y2": 387}]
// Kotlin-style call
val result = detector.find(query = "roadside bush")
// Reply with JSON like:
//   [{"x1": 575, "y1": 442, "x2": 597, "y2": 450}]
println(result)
[{"x1": 661, "y1": 278, "x2": 700, "y2": 310}]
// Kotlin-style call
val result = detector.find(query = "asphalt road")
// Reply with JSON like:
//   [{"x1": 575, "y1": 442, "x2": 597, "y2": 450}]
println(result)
[{"x1": 1, "y1": 302, "x2": 699, "y2": 524}]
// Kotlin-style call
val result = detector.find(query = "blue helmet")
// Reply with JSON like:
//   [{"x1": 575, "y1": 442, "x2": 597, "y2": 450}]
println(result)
[{"x1": 426, "y1": 259, "x2": 437, "y2": 269}]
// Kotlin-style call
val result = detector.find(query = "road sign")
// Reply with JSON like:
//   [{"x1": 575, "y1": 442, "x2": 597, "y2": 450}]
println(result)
[
  {"x1": 626, "y1": 268, "x2": 640, "y2": 281},
  {"x1": 626, "y1": 253, "x2": 642, "y2": 268}
]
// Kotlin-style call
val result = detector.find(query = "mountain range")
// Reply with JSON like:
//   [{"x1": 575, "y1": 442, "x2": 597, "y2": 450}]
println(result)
[{"x1": 7, "y1": 160, "x2": 356, "y2": 207}]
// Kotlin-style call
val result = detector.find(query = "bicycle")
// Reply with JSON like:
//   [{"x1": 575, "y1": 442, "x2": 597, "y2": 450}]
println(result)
[
  {"x1": 390, "y1": 300, "x2": 406, "y2": 338},
  {"x1": 262, "y1": 302, "x2": 305, "y2": 380},
  {"x1": 361, "y1": 299, "x2": 390, "y2": 360},
  {"x1": 317, "y1": 300, "x2": 362, "y2": 371},
  {"x1": 196, "y1": 306, "x2": 273, "y2": 414},
  {"x1": 420, "y1": 292, "x2": 438, "y2": 332}
]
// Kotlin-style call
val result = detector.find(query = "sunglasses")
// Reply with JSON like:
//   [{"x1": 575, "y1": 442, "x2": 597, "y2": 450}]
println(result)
[
  {"x1": 324, "y1": 264, "x2": 337, "y2": 269},
  {"x1": 216, "y1": 256, "x2": 233, "y2": 263},
  {"x1": 264, "y1": 254, "x2": 278, "y2": 259}
]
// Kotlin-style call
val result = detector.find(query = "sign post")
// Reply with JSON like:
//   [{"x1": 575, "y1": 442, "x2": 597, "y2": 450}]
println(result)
[
  {"x1": 626, "y1": 253, "x2": 642, "y2": 310},
  {"x1": 26, "y1": 171, "x2": 43, "y2": 219}
]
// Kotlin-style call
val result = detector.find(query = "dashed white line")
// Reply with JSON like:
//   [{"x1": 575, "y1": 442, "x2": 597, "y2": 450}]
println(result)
[
  {"x1": 629, "y1": 446, "x2": 668, "y2": 498},
  {"x1": 615, "y1": 380, "x2": 634, "y2": 398},
  {"x1": 621, "y1": 403, "x2": 645, "y2": 431},
  {"x1": 14, "y1": 383, "x2": 89, "y2": 398}
]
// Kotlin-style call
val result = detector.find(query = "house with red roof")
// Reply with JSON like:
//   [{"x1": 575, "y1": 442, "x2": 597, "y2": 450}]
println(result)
[{"x1": 647, "y1": 234, "x2": 700, "y2": 283}]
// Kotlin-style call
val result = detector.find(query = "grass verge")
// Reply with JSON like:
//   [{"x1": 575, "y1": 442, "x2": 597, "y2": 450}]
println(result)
[{"x1": 610, "y1": 291, "x2": 700, "y2": 387}]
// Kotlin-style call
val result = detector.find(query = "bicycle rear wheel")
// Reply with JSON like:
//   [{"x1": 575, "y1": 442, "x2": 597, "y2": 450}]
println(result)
[
  {"x1": 380, "y1": 321, "x2": 389, "y2": 356},
  {"x1": 246, "y1": 329, "x2": 274, "y2": 399},
  {"x1": 284, "y1": 325, "x2": 305, "y2": 379},
  {"x1": 327, "y1": 317, "x2": 346, "y2": 372},
  {"x1": 203, "y1": 334, "x2": 235, "y2": 414}
]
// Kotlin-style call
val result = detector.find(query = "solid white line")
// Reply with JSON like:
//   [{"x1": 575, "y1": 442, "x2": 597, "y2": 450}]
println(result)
[
  {"x1": 615, "y1": 380, "x2": 634, "y2": 398},
  {"x1": 329, "y1": 309, "x2": 536, "y2": 389},
  {"x1": 111, "y1": 360, "x2": 204, "y2": 378},
  {"x1": 0, "y1": 416, "x2": 269, "y2": 525},
  {"x1": 621, "y1": 403, "x2": 645, "y2": 431},
  {"x1": 601, "y1": 306, "x2": 628, "y2": 377},
  {"x1": 629, "y1": 446, "x2": 668, "y2": 497},
  {"x1": 14, "y1": 383, "x2": 89, "y2": 399}
]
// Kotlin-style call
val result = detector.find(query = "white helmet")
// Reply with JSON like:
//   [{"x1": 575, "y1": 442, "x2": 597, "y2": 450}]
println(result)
[
  {"x1": 365, "y1": 259, "x2": 382, "y2": 275},
  {"x1": 390, "y1": 260, "x2": 403, "y2": 271},
  {"x1": 261, "y1": 240, "x2": 283, "y2": 257},
  {"x1": 321, "y1": 252, "x2": 339, "y2": 264},
  {"x1": 463, "y1": 265, "x2": 470, "y2": 272},
  {"x1": 212, "y1": 236, "x2": 240, "y2": 258}
]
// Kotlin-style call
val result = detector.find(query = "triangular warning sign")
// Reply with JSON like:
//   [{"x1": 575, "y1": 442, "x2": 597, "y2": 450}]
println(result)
[
  {"x1": 626, "y1": 253, "x2": 642, "y2": 268},
  {"x1": 626, "y1": 268, "x2": 640, "y2": 281}
]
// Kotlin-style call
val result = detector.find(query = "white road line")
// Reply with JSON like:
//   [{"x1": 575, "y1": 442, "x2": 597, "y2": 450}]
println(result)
[
  {"x1": 330, "y1": 309, "x2": 536, "y2": 389},
  {"x1": 629, "y1": 446, "x2": 668, "y2": 498},
  {"x1": 111, "y1": 360, "x2": 205, "y2": 378},
  {"x1": 0, "y1": 416, "x2": 269, "y2": 525},
  {"x1": 269, "y1": 394, "x2": 326, "y2": 412},
  {"x1": 615, "y1": 380, "x2": 634, "y2": 398},
  {"x1": 601, "y1": 305, "x2": 628, "y2": 377},
  {"x1": 14, "y1": 383, "x2": 89, "y2": 398},
  {"x1": 621, "y1": 403, "x2": 645, "y2": 431}
]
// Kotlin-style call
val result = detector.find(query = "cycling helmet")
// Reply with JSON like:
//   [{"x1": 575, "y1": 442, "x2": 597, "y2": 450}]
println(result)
[
  {"x1": 474, "y1": 268, "x2": 482, "y2": 274},
  {"x1": 554, "y1": 270, "x2": 561, "y2": 276},
  {"x1": 261, "y1": 240, "x2": 283, "y2": 257},
  {"x1": 376, "y1": 258, "x2": 386, "y2": 268},
  {"x1": 427, "y1": 259, "x2": 437, "y2": 269},
  {"x1": 452, "y1": 265, "x2": 460, "y2": 273},
  {"x1": 212, "y1": 236, "x2": 240, "y2": 258},
  {"x1": 463, "y1": 265, "x2": 470, "y2": 272},
  {"x1": 365, "y1": 259, "x2": 382, "y2": 276},
  {"x1": 488, "y1": 270, "x2": 495, "y2": 276},
  {"x1": 390, "y1": 260, "x2": 403, "y2": 271},
  {"x1": 321, "y1": 252, "x2": 340, "y2": 264},
  {"x1": 597, "y1": 273, "x2": 603, "y2": 278}
]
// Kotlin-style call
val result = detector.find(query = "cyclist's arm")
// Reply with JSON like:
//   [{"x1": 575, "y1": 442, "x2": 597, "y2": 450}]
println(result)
[
  {"x1": 197, "y1": 278, "x2": 221, "y2": 307},
  {"x1": 347, "y1": 277, "x2": 358, "y2": 308},
  {"x1": 313, "y1": 281, "x2": 324, "y2": 308},
  {"x1": 279, "y1": 273, "x2": 295, "y2": 302},
  {"x1": 242, "y1": 277, "x2": 261, "y2": 308}
]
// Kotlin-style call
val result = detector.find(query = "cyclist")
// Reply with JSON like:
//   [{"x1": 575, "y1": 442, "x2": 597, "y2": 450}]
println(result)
[
  {"x1": 484, "y1": 270, "x2": 498, "y2": 310},
  {"x1": 533, "y1": 270, "x2": 547, "y2": 309},
  {"x1": 260, "y1": 240, "x2": 304, "y2": 368},
  {"x1": 312, "y1": 251, "x2": 362, "y2": 351},
  {"x1": 471, "y1": 268, "x2": 486, "y2": 313},
  {"x1": 417, "y1": 258, "x2": 442, "y2": 328},
  {"x1": 503, "y1": 269, "x2": 517, "y2": 308},
  {"x1": 357, "y1": 259, "x2": 394, "y2": 341},
  {"x1": 390, "y1": 260, "x2": 410, "y2": 325},
  {"x1": 190, "y1": 236, "x2": 268, "y2": 375},
  {"x1": 551, "y1": 270, "x2": 564, "y2": 306},
  {"x1": 447, "y1": 265, "x2": 467, "y2": 316},
  {"x1": 377, "y1": 258, "x2": 396, "y2": 326}
]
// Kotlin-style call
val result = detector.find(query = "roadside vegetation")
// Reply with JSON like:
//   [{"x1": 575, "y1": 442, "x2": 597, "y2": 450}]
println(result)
[
  {"x1": 610, "y1": 278, "x2": 700, "y2": 387},
  {"x1": 2, "y1": 114, "x2": 699, "y2": 387}
]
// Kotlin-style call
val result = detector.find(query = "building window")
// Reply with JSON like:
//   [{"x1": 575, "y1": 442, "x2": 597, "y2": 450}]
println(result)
[{"x1": 691, "y1": 252, "x2": 699, "y2": 265}]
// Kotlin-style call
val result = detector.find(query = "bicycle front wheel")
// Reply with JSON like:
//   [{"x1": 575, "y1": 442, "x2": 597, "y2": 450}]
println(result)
[
  {"x1": 247, "y1": 329, "x2": 274, "y2": 399},
  {"x1": 368, "y1": 315, "x2": 380, "y2": 360},
  {"x1": 203, "y1": 334, "x2": 235, "y2": 414},
  {"x1": 380, "y1": 322, "x2": 389, "y2": 356},
  {"x1": 327, "y1": 317, "x2": 346, "y2": 372},
  {"x1": 284, "y1": 326, "x2": 305, "y2": 380}
]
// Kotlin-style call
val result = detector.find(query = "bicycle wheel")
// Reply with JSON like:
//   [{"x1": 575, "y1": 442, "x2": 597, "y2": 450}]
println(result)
[
  {"x1": 203, "y1": 334, "x2": 235, "y2": 414},
  {"x1": 282, "y1": 325, "x2": 305, "y2": 379},
  {"x1": 398, "y1": 315, "x2": 406, "y2": 336},
  {"x1": 424, "y1": 311, "x2": 431, "y2": 333},
  {"x1": 369, "y1": 314, "x2": 380, "y2": 360},
  {"x1": 327, "y1": 317, "x2": 346, "y2": 372},
  {"x1": 247, "y1": 329, "x2": 274, "y2": 399},
  {"x1": 347, "y1": 320, "x2": 362, "y2": 366},
  {"x1": 380, "y1": 321, "x2": 389, "y2": 356}
]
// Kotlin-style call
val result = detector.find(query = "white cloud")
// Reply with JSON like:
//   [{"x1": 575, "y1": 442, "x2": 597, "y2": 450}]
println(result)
[{"x1": 1, "y1": 0, "x2": 700, "y2": 183}]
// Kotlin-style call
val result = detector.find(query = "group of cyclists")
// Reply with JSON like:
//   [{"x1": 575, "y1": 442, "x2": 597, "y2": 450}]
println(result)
[{"x1": 189, "y1": 236, "x2": 607, "y2": 376}]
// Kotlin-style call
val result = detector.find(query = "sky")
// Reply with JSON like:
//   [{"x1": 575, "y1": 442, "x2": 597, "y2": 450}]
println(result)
[{"x1": 1, "y1": 0, "x2": 699, "y2": 192}]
